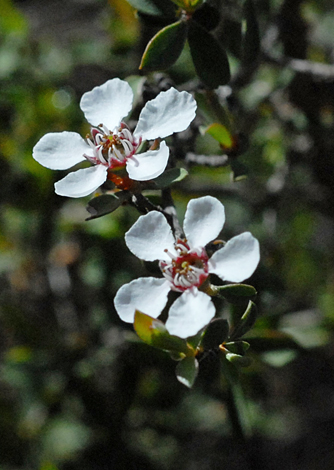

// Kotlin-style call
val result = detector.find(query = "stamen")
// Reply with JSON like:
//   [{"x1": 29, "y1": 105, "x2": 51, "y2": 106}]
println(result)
[
  {"x1": 121, "y1": 128, "x2": 132, "y2": 140},
  {"x1": 112, "y1": 145, "x2": 124, "y2": 162},
  {"x1": 97, "y1": 147, "x2": 107, "y2": 164},
  {"x1": 95, "y1": 133, "x2": 104, "y2": 145},
  {"x1": 121, "y1": 139, "x2": 133, "y2": 156}
]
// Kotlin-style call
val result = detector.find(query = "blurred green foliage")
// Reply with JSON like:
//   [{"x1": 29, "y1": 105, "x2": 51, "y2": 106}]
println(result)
[{"x1": 1, "y1": 0, "x2": 334, "y2": 469}]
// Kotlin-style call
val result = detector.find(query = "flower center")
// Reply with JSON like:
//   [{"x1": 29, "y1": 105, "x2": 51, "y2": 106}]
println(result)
[
  {"x1": 84, "y1": 122, "x2": 140, "y2": 169},
  {"x1": 159, "y1": 239, "x2": 209, "y2": 292}
]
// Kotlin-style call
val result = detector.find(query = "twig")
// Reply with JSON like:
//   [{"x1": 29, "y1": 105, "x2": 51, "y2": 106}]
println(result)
[{"x1": 185, "y1": 152, "x2": 229, "y2": 167}]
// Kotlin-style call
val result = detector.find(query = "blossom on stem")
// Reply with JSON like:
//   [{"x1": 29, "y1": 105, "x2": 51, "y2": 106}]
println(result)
[
  {"x1": 33, "y1": 78, "x2": 197, "y2": 198},
  {"x1": 114, "y1": 196, "x2": 260, "y2": 339}
]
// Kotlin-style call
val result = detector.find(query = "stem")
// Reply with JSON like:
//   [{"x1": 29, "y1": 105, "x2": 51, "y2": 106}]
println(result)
[
  {"x1": 221, "y1": 358, "x2": 251, "y2": 442},
  {"x1": 226, "y1": 377, "x2": 247, "y2": 442},
  {"x1": 161, "y1": 188, "x2": 183, "y2": 238}
]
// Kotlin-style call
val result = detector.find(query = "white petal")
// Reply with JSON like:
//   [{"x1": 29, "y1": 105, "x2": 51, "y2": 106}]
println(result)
[
  {"x1": 165, "y1": 288, "x2": 215, "y2": 339},
  {"x1": 33, "y1": 132, "x2": 87, "y2": 170},
  {"x1": 183, "y1": 196, "x2": 225, "y2": 248},
  {"x1": 126, "y1": 141, "x2": 169, "y2": 181},
  {"x1": 80, "y1": 78, "x2": 133, "y2": 129},
  {"x1": 125, "y1": 211, "x2": 176, "y2": 262},
  {"x1": 134, "y1": 88, "x2": 197, "y2": 141},
  {"x1": 54, "y1": 165, "x2": 107, "y2": 198},
  {"x1": 208, "y1": 232, "x2": 260, "y2": 282},
  {"x1": 114, "y1": 277, "x2": 170, "y2": 323}
]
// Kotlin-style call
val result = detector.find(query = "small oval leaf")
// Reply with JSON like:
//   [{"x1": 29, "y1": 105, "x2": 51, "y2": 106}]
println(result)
[
  {"x1": 188, "y1": 20, "x2": 231, "y2": 88},
  {"x1": 229, "y1": 300, "x2": 258, "y2": 340},
  {"x1": 140, "y1": 20, "x2": 188, "y2": 71},
  {"x1": 175, "y1": 356, "x2": 199, "y2": 388},
  {"x1": 86, "y1": 194, "x2": 124, "y2": 220},
  {"x1": 134, "y1": 310, "x2": 190, "y2": 354},
  {"x1": 224, "y1": 340, "x2": 250, "y2": 355},
  {"x1": 151, "y1": 167, "x2": 188, "y2": 188},
  {"x1": 225, "y1": 352, "x2": 252, "y2": 367},
  {"x1": 202, "y1": 318, "x2": 229, "y2": 350},
  {"x1": 212, "y1": 283, "x2": 257, "y2": 305},
  {"x1": 192, "y1": 3, "x2": 220, "y2": 31}
]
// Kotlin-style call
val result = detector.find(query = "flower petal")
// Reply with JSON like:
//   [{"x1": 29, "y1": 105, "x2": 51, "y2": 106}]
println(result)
[
  {"x1": 80, "y1": 78, "x2": 133, "y2": 130},
  {"x1": 114, "y1": 277, "x2": 170, "y2": 323},
  {"x1": 126, "y1": 141, "x2": 169, "y2": 181},
  {"x1": 208, "y1": 232, "x2": 260, "y2": 282},
  {"x1": 134, "y1": 87, "x2": 197, "y2": 141},
  {"x1": 54, "y1": 165, "x2": 107, "y2": 198},
  {"x1": 165, "y1": 288, "x2": 215, "y2": 338},
  {"x1": 125, "y1": 211, "x2": 176, "y2": 262},
  {"x1": 33, "y1": 132, "x2": 88, "y2": 170},
  {"x1": 183, "y1": 196, "x2": 225, "y2": 248}
]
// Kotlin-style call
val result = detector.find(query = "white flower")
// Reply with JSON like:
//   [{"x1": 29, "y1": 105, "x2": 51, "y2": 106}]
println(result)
[
  {"x1": 33, "y1": 78, "x2": 197, "y2": 198},
  {"x1": 114, "y1": 196, "x2": 260, "y2": 339}
]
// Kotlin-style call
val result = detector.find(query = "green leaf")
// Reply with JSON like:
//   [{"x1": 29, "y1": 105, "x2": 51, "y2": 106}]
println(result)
[
  {"x1": 229, "y1": 301, "x2": 258, "y2": 340},
  {"x1": 175, "y1": 356, "x2": 199, "y2": 387},
  {"x1": 151, "y1": 167, "x2": 188, "y2": 188},
  {"x1": 192, "y1": 3, "x2": 220, "y2": 31},
  {"x1": 242, "y1": 0, "x2": 260, "y2": 65},
  {"x1": 205, "y1": 123, "x2": 234, "y2": 148},
  {"x1": 201, "y1": 318, "x2": 229, "y2": 350},
  {"x1": 126, "y1": 0, "x2": 176, "y2": 17},
  {"x1": 212, "y1": 283, "x2": 257, "y2": 305},
  {"x1": 225, "y1": 352, "x2": 252, "y2": 367},
  {"x1": 86, "y1": 193, "x2": 128, "y2": 220},
  {"x1": 219, "y1": 18, "x2": 242, "y2": 59},
  {"x1": 134, "y1": 310, "x2": 191, "y2": 354},
  {"x1": 224, "y1": 341, "x2": 250, "y2": 355},
  {"x1": 140, "y1": 20, "x2": 188, "y2": 71},
  {"x1": 188, "y1": 20, "x2": 230, "y2": 88}
]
